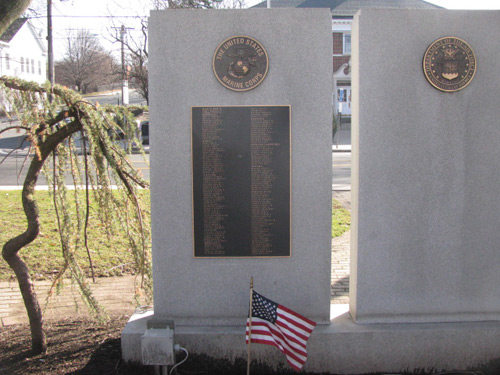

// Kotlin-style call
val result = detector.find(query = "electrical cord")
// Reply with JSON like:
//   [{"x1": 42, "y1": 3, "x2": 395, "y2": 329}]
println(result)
[{"x1": 169, "y1": 347, "x2": 189, "y2": 375}]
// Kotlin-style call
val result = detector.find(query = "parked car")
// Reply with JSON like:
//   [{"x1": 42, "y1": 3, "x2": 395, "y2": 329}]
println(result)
[{"x1": 139, "y1": 121, "x2": 149, "y2": 146}]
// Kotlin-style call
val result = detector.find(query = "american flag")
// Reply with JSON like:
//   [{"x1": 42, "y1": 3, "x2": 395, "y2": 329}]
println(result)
[{"x1": 246, "y1": 290, "x2": 316, "y2": 371}]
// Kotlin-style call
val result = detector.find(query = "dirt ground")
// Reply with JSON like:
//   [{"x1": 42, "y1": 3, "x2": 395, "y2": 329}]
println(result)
[
  {"x1": 0, "y1": 316, "x2": 297, "y2": 375},
  {"x1": 0, "y1": 316, "x2": 148, "y2": 375},
  {"x1": 1, "y1": 317, "x2": 498, "y2": 375}
]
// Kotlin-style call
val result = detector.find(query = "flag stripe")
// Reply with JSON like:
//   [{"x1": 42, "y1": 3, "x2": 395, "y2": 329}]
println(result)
[
  {"x1": 278, "y1": 304, "x2": 316, "y2": 328},
  {"x1": 278, "y1": 312, "x2": 315, "y2": 336},
  {"x1": 248, "y1": 320, "x2": 308, "y2": 352},
  {"x1": 278, "y1": 307, "x2": 316, "y2": 332},
  {"x1": 247, "y1": 320, "x2": 308, "y2": 357},
  {"x1": 275, "y1": 317, "x2": 310, "y2": 342},
  {"x1": 247, "y1": 324, "x2": 307, "y2": 370},
  {"x1": 247, "y1": 321, "x2": 308, "y2": 360},
  {"x1": 248, "y1": 322, "x2": 306, "y2": 354},
  {"x1": 277, "y1": 315, "x2": 313, "y2": 338},
  {"x1": 274, "y1": 320, "x2": 309, "y2": 348}
]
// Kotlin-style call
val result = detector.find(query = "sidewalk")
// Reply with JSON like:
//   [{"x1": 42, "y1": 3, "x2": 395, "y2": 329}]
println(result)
[
  {"x1": 0, "y1": 275, "x2": 148, "y2": 326},
  {"x1": 331, "y1": 191, "x2": 351, "y2": 305},
  {"x1": 332, "y1": 121, "x2": 351, "y2": 152}
]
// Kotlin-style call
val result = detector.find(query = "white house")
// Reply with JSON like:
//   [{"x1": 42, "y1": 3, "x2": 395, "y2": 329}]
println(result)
[{"x1": 0, "y1": 18, "x2": 47, "y2": 84}]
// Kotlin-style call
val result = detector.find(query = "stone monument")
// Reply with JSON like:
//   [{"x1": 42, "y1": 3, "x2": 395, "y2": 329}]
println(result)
[
  {"x1": 122, "y1": 7, "x2": 334, "y2": 368},
  {"x1": 351, "y1": 9, "x2": 500, "y2": 325},
  {"x1": 148, "y1": 8, "x2": 333, "y2": 326}
]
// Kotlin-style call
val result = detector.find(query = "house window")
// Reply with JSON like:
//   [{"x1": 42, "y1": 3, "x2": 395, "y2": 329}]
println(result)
[
  {"x1": 31, "y1": 59, "x2": 34, "y2": 74},
  {"x1": 338, "y1": 88, "x2": 348, "y2": 102},
  {"x1": 343, "y1": 34, "x2": 351, "y2": 55},
  {"x1": 5, "y1": 53, "x2": 9, "y2": 70},
  {"x1": 38, "y1": 61, "x2": 42, "y2": 75},
  {"x1": 26, "y1": 58, "x2": 29, "y2": 74},
  {"x1": 333, "y1": 32, "x2": 351, "y2": 55},
  {"x1": 21, "y1": 57, "x2": 24, "y2": 72}
]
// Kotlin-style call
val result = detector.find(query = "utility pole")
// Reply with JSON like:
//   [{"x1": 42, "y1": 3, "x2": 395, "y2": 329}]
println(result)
[
  {"x1": 120, "y1": 24, "x2": 129, "y2": 106},
  {"x1": 47, "y1": 0, "x2": 55, "y2": 96}
]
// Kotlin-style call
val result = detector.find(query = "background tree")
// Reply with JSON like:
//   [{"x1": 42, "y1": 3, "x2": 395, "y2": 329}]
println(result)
[
  {"x1": 153, "y1": 0, "x2": 213, "y2": 8},
  {"x1": 107, "y1": 0, "x2": 246, "y2": 104},
  {"x1": 55, "y1": 29, "x2": 120, "y2": 94},
  {"x1": 152, "y1": 0, "x2": 246, "y2": 10},
  {"x1": 112, "y1": 20, "x2": 149, "y2": 104},
  {"x1": 0, "y1": 77, "x2": 151, "y2": 355}
]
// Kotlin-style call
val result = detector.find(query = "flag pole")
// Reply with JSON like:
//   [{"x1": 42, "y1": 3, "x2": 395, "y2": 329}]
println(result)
[{"x1": 247, "y1": 276, "x2": 254, "y2": 375}]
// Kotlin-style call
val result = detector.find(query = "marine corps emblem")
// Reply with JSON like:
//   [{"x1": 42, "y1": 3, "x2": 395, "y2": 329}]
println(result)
[
  {"x1": 423, "y1": 37, "x2": 476, "y2": 92},
  {"x1": 213, "y1": 36, "x2": 269, "y2": 92}
]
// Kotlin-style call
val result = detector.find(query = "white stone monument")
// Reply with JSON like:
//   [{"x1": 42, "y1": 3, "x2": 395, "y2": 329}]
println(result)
[
  {"x1": 351, "y1": 9, "x2": 500, "y2": 325},
  {"x1": 123, "y1": 7, "x2": 334, "y2": 368},
  {"x1": 148, "y1": 8, "x2": 332, "y2": 326}
]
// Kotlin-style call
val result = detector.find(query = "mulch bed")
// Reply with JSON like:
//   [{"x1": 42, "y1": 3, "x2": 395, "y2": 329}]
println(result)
[
  {"x1": 0, "y1": 316, "x2": 296, "y2": 375},
  {"x1": 0, "y1": 316, "x2": 147, "y2": 375}
]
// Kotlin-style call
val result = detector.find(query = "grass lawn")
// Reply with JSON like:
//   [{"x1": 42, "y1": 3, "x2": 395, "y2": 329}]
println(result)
[
  {"x1": 0, "y1": 191, "x2": 350, "y2": 282},
  {"x1": 0, "y1": 190, "x2": 148, "y2": 282},
  {"x1": 332, "y1": 199, "x2": 350, "y2": 238}
]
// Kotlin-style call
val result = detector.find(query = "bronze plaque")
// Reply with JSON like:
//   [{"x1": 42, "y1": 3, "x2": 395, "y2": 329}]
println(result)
[
  {"x1": 423, "y1": 37, "x2": 477, "y2": 92},
  {"x1": 213, "y1": 36, "x2": 269, "y2": 92},
  {"x1": 192, "y1": 106, "x2": 290, "y2": 258}
]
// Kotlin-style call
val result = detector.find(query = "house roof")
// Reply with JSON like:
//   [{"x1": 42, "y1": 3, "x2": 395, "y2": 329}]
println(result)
[
  {"x1": 252, "y1": 0, "x2": 442, "y2": 15},
  {"x1": 253, "y1": 0, "x2": 345, "y2": 9},
  {"x1": 0, "y1": 18, "x2": 28, "y2": 43}
]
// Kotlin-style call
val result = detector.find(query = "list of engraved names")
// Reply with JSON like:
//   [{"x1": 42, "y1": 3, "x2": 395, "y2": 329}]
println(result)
[
  {"x1": 201, "y1": 108, "x2": 225, "y2": 255},
  {"x1": 192, "y1": 106, "x2": 290, "y2": 257}
]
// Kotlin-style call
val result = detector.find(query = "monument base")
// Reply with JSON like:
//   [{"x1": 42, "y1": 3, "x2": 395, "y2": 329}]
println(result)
[{"x1": 121, "y1": 305, "x2": 500, "y2": 373}]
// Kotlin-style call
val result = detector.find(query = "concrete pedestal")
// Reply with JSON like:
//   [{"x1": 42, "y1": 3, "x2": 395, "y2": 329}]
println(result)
[{"x1": 122, "y1": 306, "x2": 500, "y2": 373}]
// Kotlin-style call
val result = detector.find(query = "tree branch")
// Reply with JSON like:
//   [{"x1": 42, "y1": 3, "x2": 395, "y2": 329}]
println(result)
[{"x1": 0, "y1": 0, "x2": 32, "y2": 37}]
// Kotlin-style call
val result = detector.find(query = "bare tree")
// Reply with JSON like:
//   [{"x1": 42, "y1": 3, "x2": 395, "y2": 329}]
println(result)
[
  {"x1": 153, "y1": 0, "x2": 213, "y2": 8},
  {"x1": 110, "y1": 20, "x2": 149, "y2": 104},
  {"x1": 129, "y1": 22, "x2": 149, "y2": 104},
  {"x1": 106, "y1": 0, "x2": 246, "y2": 104},
  {"x1": 153, "y1": 0, "x2": 246, "y2": 9},
  {"x1": 211, "y1": 0, "x2": 247, "y2": 9},
  {"x1": 56, "y1": 30, "x2": 120, "y2": 94}
]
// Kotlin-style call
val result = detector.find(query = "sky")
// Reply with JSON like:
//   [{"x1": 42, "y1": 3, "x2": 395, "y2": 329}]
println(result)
[{"x1": 27, "y1": 0, "x2": 500, "y2": 61}]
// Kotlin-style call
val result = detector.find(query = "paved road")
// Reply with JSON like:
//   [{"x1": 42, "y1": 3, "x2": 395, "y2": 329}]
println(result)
[
  {"x1": 84, "y1": 89, "x2": 146, "y2": 107},
  {"x1": 1, "y1": 128, "x2": 350, "y2": 189},
  {"x1": 0, "y1": 117, "x2": 150, "y2": 187},
  {"x1": 332, "y1": 152, "x2": 351, "y2": 191},
  {"x1": 1, "y1": 150, "x2": 350, "y2": 189},
  {"x1": 0, "y1": 150, "x2": 149, "y2": 187}
]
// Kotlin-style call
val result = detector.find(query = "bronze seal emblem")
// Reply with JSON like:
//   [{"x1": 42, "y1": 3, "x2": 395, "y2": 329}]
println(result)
[
  {"x1": 423, "y1": 37, "x2": 477, "y2": 92},
  {"x1": 213, "y1": 36, "x2": 269, "y2": 92}
]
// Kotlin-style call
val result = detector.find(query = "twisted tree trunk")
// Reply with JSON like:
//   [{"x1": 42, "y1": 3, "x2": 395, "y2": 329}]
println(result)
[{"x1": 2, "y1": 120, "x2": 82, "y2": 354}]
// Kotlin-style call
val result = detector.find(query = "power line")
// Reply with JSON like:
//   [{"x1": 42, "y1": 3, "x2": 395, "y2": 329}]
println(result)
[{"x1": 28, "y1": 15, "x2": 145, "y2": 19}]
